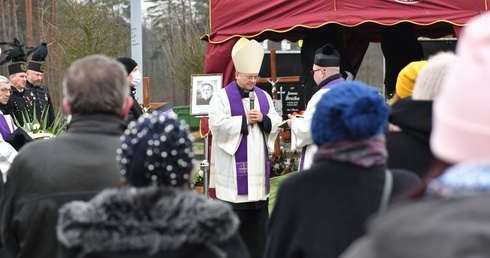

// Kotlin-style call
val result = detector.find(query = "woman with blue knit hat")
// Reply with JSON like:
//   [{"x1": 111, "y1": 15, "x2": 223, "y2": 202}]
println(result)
[
  {"x1": 56, "y1": 112, "x2": 250, "y2": 258},
  {"x1": 265, "y1": 81, "x2": 419, "y2": 258}
]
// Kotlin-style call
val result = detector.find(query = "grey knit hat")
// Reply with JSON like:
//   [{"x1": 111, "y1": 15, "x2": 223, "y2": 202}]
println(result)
[
  {"x1": 117, "y1": 111, "x2": 195, "y2": 187},
  {"x1": 412, "y1": 52, "x2": 457, "y2": 101}
]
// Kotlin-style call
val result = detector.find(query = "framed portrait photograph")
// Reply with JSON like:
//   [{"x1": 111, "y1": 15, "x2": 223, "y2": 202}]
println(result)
[{"x1": 190, "y1": 73, "x2": 223, "y2": 115}]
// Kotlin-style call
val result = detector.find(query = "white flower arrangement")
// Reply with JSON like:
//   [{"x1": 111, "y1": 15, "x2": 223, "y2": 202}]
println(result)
[{"x1": 14, "y1": 106, "x2": 67, "y2": 140}]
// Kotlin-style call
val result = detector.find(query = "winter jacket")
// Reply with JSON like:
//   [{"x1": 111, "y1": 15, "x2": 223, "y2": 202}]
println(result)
[
  {"x1": 0, "y1": 114, "x2": 127, "y2": 258},
  {"x1": 341, "y1": 162, "x2": 490, "y2": 258},
  {"x1": 265, "y1": 160, "x2": 420, "y2": 258},
  {"x1": 341, "y1": 195, "x2": 490, "y2": 258},
  {"x1": 57, "y1": 186, "x2": 251, "y2": 258},
  {"x1": 128, "y1": 89, "x2": 143, "y2": 123},
  {"x1": 386, "y1": 97, "x2": 434, "y2": 177}
]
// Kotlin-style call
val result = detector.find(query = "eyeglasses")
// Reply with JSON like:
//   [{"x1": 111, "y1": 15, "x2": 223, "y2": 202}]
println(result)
[
  {"x1": 310, "y1": 69, "x2": 323, "y2": 74},
  {"x1": 0, "y1": 88, "x2": 12, "y2": 94},
  {"x1": 239, "y1": 73, "x2": 261, "y2": 81}
]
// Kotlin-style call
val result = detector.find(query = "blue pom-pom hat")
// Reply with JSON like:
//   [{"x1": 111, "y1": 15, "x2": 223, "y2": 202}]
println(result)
[{"x1": 312, "y1": 81, "x2": 389, "y2": 145}]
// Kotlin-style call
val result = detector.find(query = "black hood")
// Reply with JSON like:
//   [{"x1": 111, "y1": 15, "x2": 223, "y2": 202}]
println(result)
[{"x1": 389, "y1": 97, "x2": 432, "y2": 144}]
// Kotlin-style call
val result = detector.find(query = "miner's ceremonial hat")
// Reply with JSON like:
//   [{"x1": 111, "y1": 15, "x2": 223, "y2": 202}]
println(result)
[
  {"x1": 27, "y1": 42, "x2": 48, "y2": 73},
  {"x1": 0, "y1": 38, "x2": 27, "y2": 75}
]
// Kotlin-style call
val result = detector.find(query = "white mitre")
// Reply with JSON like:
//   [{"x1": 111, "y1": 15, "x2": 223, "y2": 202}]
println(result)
[{"x1": 231, "y1": 38, "x2": 264, "y2": 74}]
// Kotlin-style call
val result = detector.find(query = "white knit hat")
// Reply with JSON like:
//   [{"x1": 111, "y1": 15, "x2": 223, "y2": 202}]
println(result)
[
  {"x1": 231, "y1": 38, "x2": 264, "y2": 74},
  {"x1": 412, "y1": 52, "x2": 457, "y2": 101},
  {"x1": 430, "y1": 12, "x2": 490, "y2": 164}
]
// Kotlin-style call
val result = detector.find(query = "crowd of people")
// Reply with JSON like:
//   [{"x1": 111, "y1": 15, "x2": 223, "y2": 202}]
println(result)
[{"x1": 0, "y1": 10, "x2": 489, "y2": 258}]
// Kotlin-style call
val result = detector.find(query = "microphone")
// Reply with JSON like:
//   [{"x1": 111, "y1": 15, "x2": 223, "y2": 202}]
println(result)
[{"x1": 249, "y1": 91, "x2": 255, "y2": 110}]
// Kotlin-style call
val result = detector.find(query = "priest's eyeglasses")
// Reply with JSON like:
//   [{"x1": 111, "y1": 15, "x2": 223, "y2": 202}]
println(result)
[
  {"x1": 310, "y1": 69, "x2": 323, "y2": 74},
  {"x1": 0, "y1": 88, "x2": 12, "y2": 94}
]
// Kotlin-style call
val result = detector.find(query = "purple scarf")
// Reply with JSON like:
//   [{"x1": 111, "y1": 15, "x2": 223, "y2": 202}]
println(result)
[{"x1": 313, "y1": 135, "x2": 387, "y2": 167}]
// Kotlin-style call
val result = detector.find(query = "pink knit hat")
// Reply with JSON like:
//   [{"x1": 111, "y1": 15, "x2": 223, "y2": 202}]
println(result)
[{"x1": 431, "y1": 12, "x2": 490, "y2": 164}]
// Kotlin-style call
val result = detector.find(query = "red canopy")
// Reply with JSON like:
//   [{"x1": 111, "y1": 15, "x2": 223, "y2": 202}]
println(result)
[{"x1": 202, "y1": 0, "x2": 488, "y2": 84}]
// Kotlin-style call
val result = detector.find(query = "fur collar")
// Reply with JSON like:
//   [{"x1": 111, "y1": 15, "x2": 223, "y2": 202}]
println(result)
[{"x1": 57, "y1": 186, "x2": 239, "y2": 255}]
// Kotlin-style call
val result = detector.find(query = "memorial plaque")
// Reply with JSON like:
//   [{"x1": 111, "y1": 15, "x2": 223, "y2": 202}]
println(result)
[{"x1": 278, "y1": 84, "x2": 305, "y2": 120}]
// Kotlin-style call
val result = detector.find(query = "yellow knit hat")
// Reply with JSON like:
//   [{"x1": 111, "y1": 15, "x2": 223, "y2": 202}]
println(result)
[{"x1": 395, "y1": 60, "x2": 427, "y2": 99}]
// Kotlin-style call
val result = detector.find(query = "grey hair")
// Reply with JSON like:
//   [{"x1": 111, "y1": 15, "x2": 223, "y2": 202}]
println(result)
[
  {"x1": 0, "y1": 75, "x2": 10, "y2": 84},
  {"x1": 62, "y1": 55, "x2": 129, "y2": 115}
]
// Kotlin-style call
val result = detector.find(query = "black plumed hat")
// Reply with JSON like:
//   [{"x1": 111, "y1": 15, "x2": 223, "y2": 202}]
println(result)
[
  {"x1": 27, "y1": 42, "x2": 48, "y2": 73},
  {"x1": 0, "y1": 38, "x2": 27, "y2": 75}
]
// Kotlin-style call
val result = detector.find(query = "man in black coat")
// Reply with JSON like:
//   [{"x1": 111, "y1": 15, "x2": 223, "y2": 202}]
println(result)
[
  {"x1": 3, "y1": 41, "x2": 33, "y2": 127},
  {"x1": 25, "y1": 42, "x2": 55, "y2": 126},
  {"x1": 0, "y1": 55, "x2": 134, "y2": 258}
]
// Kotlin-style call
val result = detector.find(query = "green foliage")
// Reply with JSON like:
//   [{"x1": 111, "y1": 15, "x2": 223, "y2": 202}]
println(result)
[
  {"x1": 46, "y1": 110, "x2": 68, "y2": 136},
  {"x1": 270, "y1": 150, "x2": 298, "y2": 178},
  {"x1": 193, "y1": 169, "x2": 203, "y2": 186},
  {"x1": 269, "y1": 173, "x2": 294, "y2": 214},
  {"x1": 13, "y1": 106, "x2": 66, "y2": 139}
]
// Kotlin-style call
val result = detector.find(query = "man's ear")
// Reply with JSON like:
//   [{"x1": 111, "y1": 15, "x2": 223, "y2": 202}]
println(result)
[
  {"x1": 62, "y1": 98, "x2": 71, "y2": 114},
  {"x1": 121, "y1": 96, "x2": 133, "y2": 119}
]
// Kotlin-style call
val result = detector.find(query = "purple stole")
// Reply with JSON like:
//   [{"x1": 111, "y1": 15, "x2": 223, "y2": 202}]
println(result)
[
  {"x1": 299, "y1": 77, "x2": 345, "y2": 171},
  {"x1": 0, "y1": 114, "x2": 12, "y2": 140},
  {"x1": 225, "y1": 82, "x2": 271, "y2": 195}
]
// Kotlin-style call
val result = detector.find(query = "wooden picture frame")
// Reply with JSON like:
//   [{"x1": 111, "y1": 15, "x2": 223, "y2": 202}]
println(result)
[{"x1": 190, "y1": 73, "x2": 223, "y2": 115}]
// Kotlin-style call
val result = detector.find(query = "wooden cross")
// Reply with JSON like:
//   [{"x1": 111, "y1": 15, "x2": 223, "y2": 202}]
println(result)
[
  {"x1": 143, "y1": 77, "x2": 168, "y2": 112},
  {"x1": 257, "y1": 49, "x2": 300, "y2": 157}
]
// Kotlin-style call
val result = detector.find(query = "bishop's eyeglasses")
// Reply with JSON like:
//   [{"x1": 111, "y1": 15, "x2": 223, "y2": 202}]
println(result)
[{"x1": 239, "y1": 73, "x2": 261, "y2": 81}]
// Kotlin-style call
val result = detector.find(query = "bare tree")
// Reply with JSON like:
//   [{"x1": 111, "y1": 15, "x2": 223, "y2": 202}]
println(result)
[
  {"x1": 146, "y1": 0, "x2": 209, "y2": 106},
  {"x1": 56, "y1": 0, "x2": 130, "y2": 67},
  {"x1": 0, "y1": 0, "x2": 133, "y2": 112},
  {"x1": 25, "y1": 0, "x2": 33, "y2": 45},
  {"x1": 0, "y1": 1, "x2": 7, "y2": 39},
  {"x1": 9, "y1": 0, "x2": 19, "y2": 37},
  {"x1": 36, "y1": 0, "x2": 42, "y2": 38}
]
